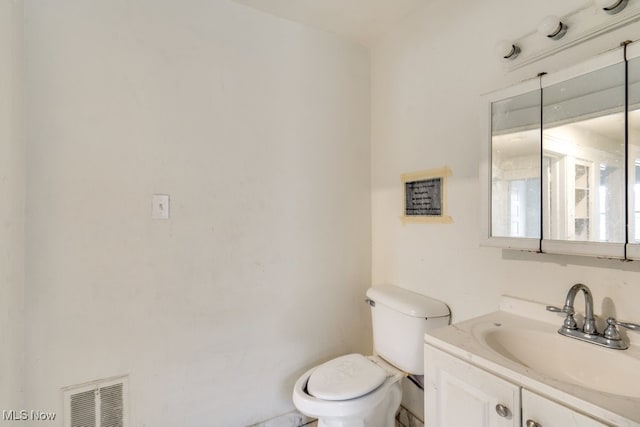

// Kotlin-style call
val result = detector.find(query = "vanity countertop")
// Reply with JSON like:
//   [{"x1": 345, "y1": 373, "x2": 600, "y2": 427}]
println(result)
[{"x1": 424, "y1": 296, "x2": 640, "y2": 426}]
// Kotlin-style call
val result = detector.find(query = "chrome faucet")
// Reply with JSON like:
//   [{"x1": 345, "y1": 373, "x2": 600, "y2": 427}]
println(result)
[
  {"x1": 559, "y1": 283, "x2": 597, "y2": 335},
  {"x1": 547, "y1": 283, "x2": 640, "y2": 350}
]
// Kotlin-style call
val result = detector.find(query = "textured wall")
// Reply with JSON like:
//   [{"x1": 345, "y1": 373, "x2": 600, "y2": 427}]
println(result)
[
  {"x1": 24, "y1": 1, "x2": 371, "y2": 425},
  {"x1": 0, "y1": 0, "x2": 25, "y2": 412}
]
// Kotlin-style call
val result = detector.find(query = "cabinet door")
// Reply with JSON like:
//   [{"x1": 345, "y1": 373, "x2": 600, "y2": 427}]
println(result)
[
  {"x1": 425, "y1": 345, "x2": 520, "y2": 427},
  {"x1": 539, "y1": 50, "x2": 626, "y2": 258},
  {"x1": 522, "y1": 390, "x2": 610, "y2": 427},
  {"x1": 481, "y1": 79, "x2": 541, "y2": 251}
]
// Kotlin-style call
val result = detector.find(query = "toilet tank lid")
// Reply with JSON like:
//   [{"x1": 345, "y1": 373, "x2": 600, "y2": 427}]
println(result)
[{"x1": 366, "y1": 285, "x2": 450, "y2": 318}]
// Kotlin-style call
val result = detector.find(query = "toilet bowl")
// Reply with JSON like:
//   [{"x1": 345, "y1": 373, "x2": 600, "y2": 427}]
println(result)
[
  {"x1": 292, "y1": 285, "x2": 450, "y2": 427},
  {"x1": 292, "y1": 354, "x2": 403, "y2": 427}
]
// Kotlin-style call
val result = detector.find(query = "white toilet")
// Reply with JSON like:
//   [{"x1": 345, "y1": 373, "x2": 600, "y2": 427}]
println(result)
[{"x1": 292, "y1": 285, "x2": 450, "y2": 427}]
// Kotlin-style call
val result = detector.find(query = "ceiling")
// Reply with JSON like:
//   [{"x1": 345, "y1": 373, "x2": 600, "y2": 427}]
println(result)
[{"x1": 232, "y1": 0, "x2": 425, "y2": 47}]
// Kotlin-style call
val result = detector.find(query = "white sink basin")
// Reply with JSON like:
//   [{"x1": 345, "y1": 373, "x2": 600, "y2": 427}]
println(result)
[
  {"x1": 476, "y1": 325, "x2": 640, "y2": 398},
  {"x1": 425, "y1": 298, "x2": 640, "y2": 425}
]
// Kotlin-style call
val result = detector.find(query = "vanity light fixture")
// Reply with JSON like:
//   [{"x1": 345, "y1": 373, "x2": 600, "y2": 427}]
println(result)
[
  {"x1": 496, "y1": 40, "x2": 521, "y2": 60},
  {"x1": 537, "y1": 15, "x2": 568, "y2": 40},
  {"x1": 595, "y1": 0, "x2": 628, "y2": 15},
  {"x1": 497, "y1": 3, "x2": 640, "y2": 68}
]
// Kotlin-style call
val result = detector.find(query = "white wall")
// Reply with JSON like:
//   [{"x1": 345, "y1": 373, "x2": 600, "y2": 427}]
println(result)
[
  {"x1": 24, "y1": 1, "x2": 371, "y2": 425},
  {"x1": 0, "y1": 0, "x2": 25, "y2": 411},
  {"x1": 372, "y1": 0, "x2": 640, "y2": 324}
]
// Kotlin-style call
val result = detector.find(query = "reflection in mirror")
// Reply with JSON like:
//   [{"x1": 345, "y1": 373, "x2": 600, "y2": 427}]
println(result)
[
  {"x1": 628, "y1": 57, "x2": 640, "y2": 244},
  {"x1": 542, "y1": 63, "x2": 625, "y2": 243},
  {"x1": 491, "y1": 91, "x2": 541, "y2": 238}
]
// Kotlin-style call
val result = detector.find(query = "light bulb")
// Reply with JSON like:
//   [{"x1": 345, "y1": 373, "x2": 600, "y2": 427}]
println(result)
[
  {"x1": 537, "y1": 15, "x2": 568, "y2": 40},
  {"x1": 595, "y1": 0, "x2": 628, "y2": 14},
  {"x1": 495, "y1": 40, "x2": 520, "y2": 60}
]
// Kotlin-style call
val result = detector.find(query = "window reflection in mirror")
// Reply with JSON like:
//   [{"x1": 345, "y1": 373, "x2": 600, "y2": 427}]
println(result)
[
  {"x1": 542, "y1": 63, "x2": 625, "y2": 243},
  {"x1": 491, "y1": 91, "x2": 541, "y2": 238}
]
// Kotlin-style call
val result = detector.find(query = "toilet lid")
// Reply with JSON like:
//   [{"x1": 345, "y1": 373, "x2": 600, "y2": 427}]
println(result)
[{"x1": 307, "y1": 354, "x2": 387, "y2": 401}]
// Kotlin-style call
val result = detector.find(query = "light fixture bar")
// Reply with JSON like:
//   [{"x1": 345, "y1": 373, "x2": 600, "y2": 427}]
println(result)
[{"x1": 497, "y1": 0, "x2": 640, "y2": 70}]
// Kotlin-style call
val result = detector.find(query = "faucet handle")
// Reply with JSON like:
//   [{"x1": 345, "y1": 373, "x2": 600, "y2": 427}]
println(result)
[
  {"x1": 546, "y1": 305, "x2": 577, "y2": 330},
  {"x1": 609, "y1": 318, "x2": 640, "y2": 331},
  {"x1": 546, "y1": 305, "x2": 575, "y2": 315},
  {"x1": 546, "y1": 305, "x2": 570, "y2": 313},
  {"x1": 605, "y1": 317, "x2": 640, "y2": 336}
]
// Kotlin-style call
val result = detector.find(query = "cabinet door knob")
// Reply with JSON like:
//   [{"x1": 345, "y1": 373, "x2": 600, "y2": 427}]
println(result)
[
  {"x1": 525, "y1": 420, "x2": 542, "y2": 427},
  {"x1": 495, "y1": 403, "x2": 511, "y2": 418}
]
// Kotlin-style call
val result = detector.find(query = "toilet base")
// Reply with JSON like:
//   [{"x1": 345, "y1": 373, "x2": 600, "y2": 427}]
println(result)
[{"x1": 311, "y1": 380, "x2": 401, "y2": 427}]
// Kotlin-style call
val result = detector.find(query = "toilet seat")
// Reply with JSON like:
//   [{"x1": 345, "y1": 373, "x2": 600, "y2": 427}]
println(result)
[
  {"x1": 307, "y1": 354, "x2": 387, "y2": 400},
  {"x1": 292, "y1": 354, "x2": 404, "y2": 422}
]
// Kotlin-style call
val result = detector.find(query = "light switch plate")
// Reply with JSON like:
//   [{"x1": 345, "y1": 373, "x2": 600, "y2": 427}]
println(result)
[{"x1": 151, "y1": 194, "x2": 170, "y2": 219}]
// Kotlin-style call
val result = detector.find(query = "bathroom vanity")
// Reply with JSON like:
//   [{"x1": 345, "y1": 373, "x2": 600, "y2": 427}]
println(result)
[{"x1": 423, "y1": 297, "x2": 640, "y2": 426}]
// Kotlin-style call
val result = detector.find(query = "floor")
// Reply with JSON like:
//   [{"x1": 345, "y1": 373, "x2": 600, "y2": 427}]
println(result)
[
  {"x1": 300, "y1": 408, "x2": 423, "y2": 427},
  {"x1": 302, "y1": 422, "x2": 407, "y2": 427},
  {"x1": 302, "y1": 421, "x2": 413, "y2": 427},
  {"x1": 396, "y1": 406, "x2": 424, "y2": 427},
  {"x1": 255, "y1": 405, "x2": 423, "y2": 427}
]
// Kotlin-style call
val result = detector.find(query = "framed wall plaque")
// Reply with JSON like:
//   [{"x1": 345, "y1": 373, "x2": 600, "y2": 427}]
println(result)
[{"x1": 401, "y1": 167, "x2": 452, "y2": 224}]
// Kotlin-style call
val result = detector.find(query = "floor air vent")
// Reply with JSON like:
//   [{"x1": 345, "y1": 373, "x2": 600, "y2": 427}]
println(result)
[{"x1": 63, "y1": 376, "x2": 128, "y2": 427}]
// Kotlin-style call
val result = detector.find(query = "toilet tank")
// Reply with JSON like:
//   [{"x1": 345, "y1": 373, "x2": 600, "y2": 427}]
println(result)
[{"x1": 366, "y1": 285, "x2": 450, "y2": 375}]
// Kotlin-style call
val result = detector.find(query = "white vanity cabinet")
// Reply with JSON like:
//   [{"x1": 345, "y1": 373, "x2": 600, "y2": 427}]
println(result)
[
  {"x1": 522, "y1": 389, "x2": 609, "y2": 427},
  {"x1": 425, "y1": 345, "x2": 520, "y2": 426},
  {"x1": 425, "y1": 345, "x2": 611, "y2": 427}
]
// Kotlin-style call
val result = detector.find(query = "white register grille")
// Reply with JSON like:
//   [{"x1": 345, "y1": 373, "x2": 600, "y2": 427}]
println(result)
[{"x1": 63, "y1": 376, "x2": 128, "y2": 427}]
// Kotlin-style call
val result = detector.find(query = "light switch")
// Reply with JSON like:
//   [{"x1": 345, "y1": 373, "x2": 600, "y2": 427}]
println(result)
[{"x1": 152, "y1": 194, "x2": 170, "y2": 220}]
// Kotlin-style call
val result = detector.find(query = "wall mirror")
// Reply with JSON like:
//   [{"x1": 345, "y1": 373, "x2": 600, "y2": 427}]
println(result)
[{"x1": 482, "y1": 43, "x2": 640, "y2": 260}]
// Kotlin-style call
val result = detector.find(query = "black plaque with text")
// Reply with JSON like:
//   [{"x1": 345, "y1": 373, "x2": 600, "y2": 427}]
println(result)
[{"x1": 405, "y1": 178, "x2": 442, "y2": 216}]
